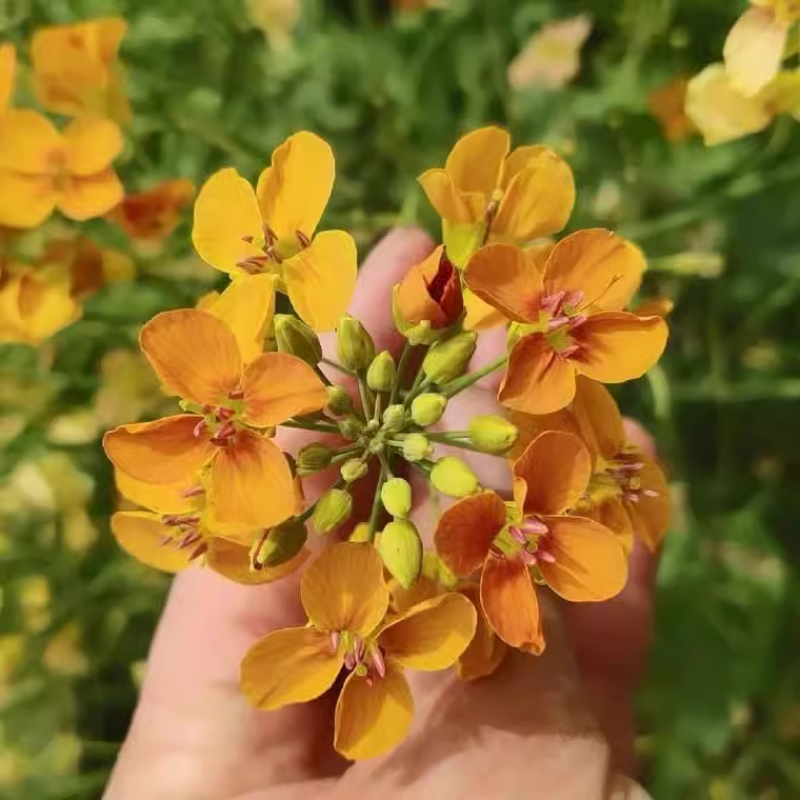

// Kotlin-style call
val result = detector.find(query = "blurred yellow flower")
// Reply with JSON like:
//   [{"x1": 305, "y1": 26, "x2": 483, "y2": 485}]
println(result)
[
  {"x1": 32, "y1": 18, "x2": 130, "y2": 123},
  {"x1": 648, "y1": 76, "x2": 695, "y2": 142},
  {"x1": 248, "y1": 0, "x2": 300, "y2": 49},
  {"x1": 110, "y1": 179, "x2": 195, "y2": 245},
  {"x1": 18, "y1": 575, "x2": 51, "y2": 633},
  {"x1": 43, "y1": 624, "x2": 89, "y2": 676},
  {"x1": 0, "y1": 111, "x2": 124, "y2": 229},
  {"x1": 94, "y1": 349, "x2": 167, "y2": 428},
  {"x1": 0, "y1": 43, "x2": 16, "y2": 113}
]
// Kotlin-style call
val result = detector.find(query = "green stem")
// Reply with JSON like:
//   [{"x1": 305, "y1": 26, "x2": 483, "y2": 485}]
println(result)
[
  {"x1": 330, "y1": 446, "x2": 361, "y2": 465},
  {"x1": 391, "y1": 341, "x2": 415, "y2": 406},
  {"x1": 282, "y1": 419, "x2": 340, "y2": 434},
  {"x1": 378, "y1": 451, "x2": 395, "y2": 479},
  {"x1": 440, "y1": 355, "x2": 508, "y2": 398},
  {"x1": 314, "y1": 366, "x2": 332, "y2": 387},
  {"x1": 321, "y1": 357, "x2": 357, "y2": 379},
  {"x1": 373, "y1": 392, "x2": 383, "y2": 423},
  {"x1": 357, "y1": 374, "x2": 374, "y2": 420},
  {"x1": 367, "y1": 463, "x2": 388, "y2": 541}
]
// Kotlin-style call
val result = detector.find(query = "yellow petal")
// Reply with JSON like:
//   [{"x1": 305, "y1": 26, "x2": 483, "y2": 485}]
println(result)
[
  {"x1": 508, "y1": 407, "x2": 580, "y2": 461},
  {"x1": 300, "y1": 542, "x2": 389, "y2": 636},
  {"x1": 58, "y1": 170, "x2": 124, "y2": 221},
  {"x1": 111, "y1": 511, "x2": 194, "y2": 573},
  {"x1": 282, "y1": 230, "x2": 357, "y2": 332},
  {"x1": 0, "y1": 43, "x2": 17, "y2": 113},
  {"x1": 586, "y1": 498, "x2": 635, "y2": 554},
  {"x1": 256, "y1": 131, "x2": 335, "y2": 242},
  {"x1": 334, "y1": 664, "x2": 413, "y2": 761},
  {"x1": 0, "y1": 110, "x2": 61, "y2": 173},
  {"x1": 463, "y1": 287, "x2": 506, "y2": 330},
  {"x1": 204, "y1": 274, "x2": 276, "y2": 364},
  {"x1": 241, "y1": 626, "x2": 343, "y2": 710},
  {"x1": 724, "y1": 6, "x2": 787, "y2": 97},
  {"x1": 205, "y1": 537, "x2": 309, "y2": 585},
  {"x1": 192, "y1": 168, "x2": 264, "y2": 274},
  {"x1": 445, "y1": 126, "x2": 510, "y2": 197},
  {"x1": 627, "y1": 456, "x2": 671, "y2": 551},
  {"x1": 139, "y1": 309, "x2": 242, "y2": 405},
  {"x1": 571, "y1": 376, "x2": 625, "y2": 460},
  {"x1": 417, "y1": 169, "x2": 476, "y2": 225},
  {"x1": 455, "y1": 586, "x2": 508, "y2": 681},
  {"x1": 115, "y1": 470, "x2": 199, "y2": 515},
  {"x1": 0, "y1": 172, "x2": 55, "y2": 229},
  {"x1": 15, "y1": 272, "x2": 81, "y2": 342},
  {"x1": 63, "y1": 116, "x2": 123, "y2": 176},
  {"x1": 379, "y1": 593, "x2": 476, "y2": 670}
]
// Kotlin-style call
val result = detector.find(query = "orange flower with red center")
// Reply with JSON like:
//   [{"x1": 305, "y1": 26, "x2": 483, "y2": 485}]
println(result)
[
  {"x1": 435, "y1": 430, "x2": 628, "y2": 652},
  {"x1": 465, "y1": 229, "x2": 668, "y2": 415},
  {"x1": 111, "y1": 179, "x2": 196, "y2": 243}
]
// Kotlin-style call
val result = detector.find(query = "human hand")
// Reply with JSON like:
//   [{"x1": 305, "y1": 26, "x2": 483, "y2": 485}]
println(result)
[{"x1": 104, "y1": 228, "x2": 657, "y2": 800}]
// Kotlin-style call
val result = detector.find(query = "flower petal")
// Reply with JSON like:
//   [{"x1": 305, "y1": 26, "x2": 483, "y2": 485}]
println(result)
[
  {"x1": 192, "y1": 167, "x2": 264, "y2": 274},
  {"x1": 585, "y1": 498, "x2": 635, "y2": 554},
  {"x1": 394, "y1": 246, "x2": 463, "y2": 330},
  {"x1": 115, "y1": 469, "x2": 199, "y2": 514},
  {"x1": 282, "y1": 230, "x2": 357, "y2": 332},
  {"x1": 480, "y1": 553, "x2": 544, "y2": 653},
  {"x1": 455, "y1": 586, "x2": 508, "y2": 681},
  {"x1": 139, "y1": 309, "x2": 242, "y2": 405},
  {"x1": 724, "y1": 6, "x2": 787, "y2": 97},
  {"x1": 0, "y1": 43, "x2": 17, "y2": 113},
  {"x1": 571, "y1": 376, "x2": 625, "y2": 460},
  {"x1": 537, "y1": 515, "x2": 628, "y2": 601},
  {"x1": 58, "y1": 170, "x2": 124, "y2": 221},
  {"x1": 417, "y1": 168, "x2": 475, "y2": 224},
  {"x1": 15, "y1": 272, "x2": 81, "y2": 341},
  {"x1": 0, "y1": 110, "x2": 61, "y2": 173},
  {"x1": 300, "y1": 542, "x2": 389, "y2": 636},
  {"x1": 205, "y1": 537, "x2": 309, "y2": 585},
  {"x1": 463, "y1": 287, "x2": 506, "y2": 330},
  {"x1": 573, "y1": 312, "x2": 668, "y2": 384},
  {"x1": 256, "y1": 131, "x2": 335, "y2": 241},
  {"x1": 63, "y1": 116, "x2": 123, "y2": 176},
  {"x1": 241, "y1": 626, "x2": 343, "y2": 710},
  {"x1": 508, "y1": 407, "x2": 580, "y2": 461},
  {"x1": 334, "y1": 664, "x2": 413, "y2": 761},
  {"x1": 209, "y1": 431, "x2": 295, "y2": 528},
  {"x1": 499, "y1": 334, "x2": 577, "y2": 415},
  {"x1": 434, "y1": 492, "x2": 507, "y2": 577},
  {"x1": 0, "y1": 172, "x2": 55, "y2": 229},
  {"x1": 241, "y1": 352, "x2": 328, "y2": 427},
  {"x1": 513, "y1": 430, "x2": 592, "y2": 516},
  {"x1": 103, "y1": 415, "x2": 215, "y2": 484},
  {"x1": 111, "y1": 511, "x2": 194, "y2": 573},
  {"x1": 464, "y1": 243, "x2": 543, "y2": 323},
  {"x1": 445, "y1": 126, "x2": 510, "y2": 197},
  {"x1": 627, "y1": 457, "x2": 671, "y2": 551}
]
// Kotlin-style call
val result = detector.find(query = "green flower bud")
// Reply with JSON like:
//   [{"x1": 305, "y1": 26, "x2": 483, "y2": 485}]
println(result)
[
  {"x1": 402, "y1": 433, "x2": 432, "y2": 462},
  {"x1": 337, "y1": 314, "x2": 375, "y2": 371},
  {"x1": 340, "y1": 458, "x2": 368, "y2": 484},
  {"x1": 410, "y1": 393, "x2": 447, "y2": 427},
  {"x1": 468, "y1": 415, "x2": 519, "y2": 455},
  {"x1": 338, "y1": 416, "x2": 363, "y2": 441},
  {"x1": 381, "y1": 477, "x2": 412, "y2": 519},
  {"x1": 367, "y1": 350, "x2": 397, "y2": 393},
  {"x1": 422, "y1": 331, "x2": 477, "y2": 385},
  {"x1": 377, "y1": 520, "x2": 423, "y2": 589},
  {"x1": 312, "y1": 489, "x2": 353, "y2": 534},
  {"x1": 382, "y1": 404, "x2": 407, "y2": 432},
  {"x1": 430, "y1": 456, "x2": 479, "y2": 498},
  {"x1": 326, "y1": 385, "x2": 353, "y2": 416},
  {"x1": 252, "y1": 518, "x2": 307, "y2": 568},
  {"x1": 274, "y1": 314, "x2": 323, "y2": 366},
  {"x1": 296, "y1": 442, "x2": 334, "y2": 476},
  {"x1": 349, "y1": 523, "x2": 370, "y2": 543}
]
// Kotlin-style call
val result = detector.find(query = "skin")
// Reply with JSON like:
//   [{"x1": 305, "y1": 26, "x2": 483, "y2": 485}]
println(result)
[{"x1": 104, "y1": 228, "x2": 657, "y2": 800}]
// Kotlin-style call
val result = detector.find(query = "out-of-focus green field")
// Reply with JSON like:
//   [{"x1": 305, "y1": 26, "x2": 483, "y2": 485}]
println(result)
[{"x1": 1, "y1": 0, "x2": 799, "y2": 797}]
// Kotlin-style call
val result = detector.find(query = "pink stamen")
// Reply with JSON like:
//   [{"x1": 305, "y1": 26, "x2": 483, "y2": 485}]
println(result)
[
  {"x1": 210, "y1": 420, "x2": 236, "y2": 444},
  {"x1": 569, "y1": 313, "x2": 587, "y2": 328},
  {"x1": 541, "y1": 291, "x2": 565, "y2": 313},
  {"x1": 565, "y1": 290, "x2": 585, "y2": 307},
  {"x1": 193, "y1": 419, "x2": 208, "y2": 439},
  {"x1": 508, "y1": 525, "x2": 527, "y2": 544},
  {"x1": 216, "y1": 406, "x2": 236, "y2": 421},
  {"x1": 262, "y1": 224, "x2": 277, "y2": 246},
  {"x1": 241, "y1": 235, "x2": 255, "y2": 244},
  {"x1": 537, "y1": 550, "x2": 557, "y2": 564},
  {"x1": 344, "y1": 651, "x2": 356, "y2": 671},
  {"x1": 188, "y1": 542, "x2": 208, "y2": 562},
  {"x1": 522, "y1": 518, "x2": 549, "y2": 535},
  {"x1": 183, "y1": 485, "x2": 205, "y2": 498},
  {"x1": 642, "y1": 489, "x2": 660, "y2": 498},
  {"x1": 518, "y1": 550, "x2": 538, "y2": 566},
  {"x1": 330, "y1": 631, "x2": 341, "y2": 654},
  {"x1": 547, "y1": 316, "x2": 571, "y2": 332},
  {"x1": 559, "y1": 344, "x2": 581, "y2": 359},
  {"x1": 228, "y1": 388, "x2": 244, "y2": 400},
  {"x1": 354, "y1": 638, "x2": 365, "y2": 664},
  {"x1": 296, "y1": 229, "x2": 311, "y2": 248},
  {"x1": 371, "y1": 648, "x2": 386, "y2": 679},
  {"x1": 616, "y1": 462, "x2": 644, "y2": 473},
  {"x1": 623, "y1": 492, "x2": 640, "y2": 503}
]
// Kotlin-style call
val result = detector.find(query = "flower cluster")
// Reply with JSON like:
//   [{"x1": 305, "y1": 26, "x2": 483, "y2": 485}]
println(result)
[{"x1": 103, "y1": 125, "x2": 671, "y2": 760}]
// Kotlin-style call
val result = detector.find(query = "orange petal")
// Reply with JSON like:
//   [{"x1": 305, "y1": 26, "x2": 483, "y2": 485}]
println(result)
[
  {"x1": 573, "y1": 312, "x2": 668, "y2": 384},
  {"x1": 256, "y1": 131, "x2": 335, "y2": 241},
  {"x1": 241, "y1": 626, "x2": 343, "y2": 710},
  {"x1": 445, "y1": 126, "x2": 510, "y2": 197},
  {"x1": 499, "y1": 334, "x2": 576, "y2": 415},
  {"x1": 585, "y1": 498, "x2": 635, "y2": 554},
  {"x1": 0, "y1": 43, "x2": 17, "y2": 113},
  {"x1": 58, "y1": 170, "x2": 124, "y2": 221},
  {"x1": 480, "y1": 553, "x2": 544, "y2": 653},
  {"x1": 571, "y1": 376, "x2": 625, "y2": 460},
  {"x1": 111, "y1": 511, "x2": 194, "y2": 573},
  {"x1": 724, "y1": 6, "x2": 787, "y2": 97},
  {"x1": 542, "y1": 229, "x2": 646, "y2": 313},
  {"x1": 626, "y1": 457, "x2": 671, "y2": 551},
  {"x1": 0, "y1": 110, "x2": 61, "y2": 173},
  {"x1": 139, "y1": 309, "x2": 242, "y2": 405},
  {"x1": 493, "y1": 146, "x2": 575, "y2": 241},
  {"x1": 333, "y1": 664, "x2": 413, "y2": 761},
  {"x1": 394, "y1": 246, "x2": 464, "y2": 330},
  {"x1": 103, "y1": 415, "x2": 215, "y2": 484},
  {"x1": 464, "y1": 243, "x2": 543, "y2": 323},
  {"x1": 463, "y1": 288, "x2": 506, "y2": 330},
  {"x1": 115, "y1": 469, "x2": 199, "y2": 514},
  {"x1": 209, "y1": 431, "x2": 295, "y2": 528},
  {"x1": 513, "y1": 430, "x2": 592, "y2": 516},
  {"x1": 241, "y1": 352, "x2": 328, "y2": 427},
  {"x1": 434, "y1": 492, "x2": 507, "y2": 577},
  {"x1": 282, "y1": 230, "x2": 357, "y2": 332},
  {"x1": 0, "y1": 172, "x2": 55, "y2": 229},
  {"x1": 63, "y1": 116, "x2": 123, "y2": 176},
  {"x1": 508, "y1": 407, "x2": 580, "y2": 461},
  {"x1": 537, "y1": 515, "x2": 628, "y2": 602},
  {"x1": 205, "y1": 538, "x2": 309, "y2": 585},
  {"x1": 417, "y1": 168, "x2": 476, "y2": 225},
  {"x1": 455, "y1": 586, "x2": 508, "y2": 681},
  {"x1": 301, "y1": 542, "x2": 389, "y2": 637}
]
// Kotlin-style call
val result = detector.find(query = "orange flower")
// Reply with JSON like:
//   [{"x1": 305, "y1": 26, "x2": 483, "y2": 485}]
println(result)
[
  {"x1": 110, "y1": 179, "x2": 195, "y2": 243},
  {"x1": 0, "y1": 43, "x2": 16, "y2": 113},
  {"x1": 241, "y1": 543, "x2": 476, "y2": 759},
  {"x1": 648, "y1": 77, "x2": 695, "y2": 142},
  {"x1": 103, "y1": 297, "x2": 328, "y2": 529},
  {"x1": 435, "y1": 430, "x2": 628, "y2": 652},
  {"x1": 31, "y1": 18, "x2": 130, "y2": 123},
  {"x1": 464, "y1": 230, "x2": 668, "y2": 415},
  {"x1": 0, "y1": 111, "x2": 124, "y2": 229},
  {"x1": 192, "y1": 131, "x2": 357, "y2": 331},
  {"x1": 418, "y1": 126, "x2": 574, "y2": 267}
]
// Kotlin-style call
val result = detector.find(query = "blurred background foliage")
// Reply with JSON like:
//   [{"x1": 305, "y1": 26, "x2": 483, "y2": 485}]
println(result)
[{"x1": 1, "y1": 0, "x2": 799, "y2": 797}]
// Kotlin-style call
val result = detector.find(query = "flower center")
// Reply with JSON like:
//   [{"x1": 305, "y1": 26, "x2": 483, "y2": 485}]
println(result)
[
  {"x1": 582, "y1": 451, "x2": 660, "y2": 508},
  {"x1": 539, "y1": 290, "x2": 586, "y2": 358},
  {"x1": 159, "y1": 513, "x2": 207, "y2": 560},
  {"x1": 191, "y1": 388, "x2": 246, "y2": 445},
  {"x1": 331, "y1": 631, "x2": 387, "y2": 685},
  {"x1": 48, "y1": 149, "x2": 70, "y2": 192},
  {"x1": 236, "y1": 225, "x2": 310, "y2": 278},
  {"x1": 493, "y1": 517, "x2": 557, "y2": 567}
]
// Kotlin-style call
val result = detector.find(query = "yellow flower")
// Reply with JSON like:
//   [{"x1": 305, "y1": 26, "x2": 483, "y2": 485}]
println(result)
[
  {"x1": 192, "y1": 132, "x2": 357, "y2": 331},
  {"x1": 31, "y1": 18, "x2": 130, "y2": 123},
  {"x1": 94, "y1": 349, "x2": 167, "y2": 429},
  {"x1": 0, "y1": 43, "x2": 16, "y2": 114},
  {"x1": 241, "y1": 542, "x2": 476, "y2": 759},
  {"x1": 0, "y1": 111, "x2": 124, "y2": 229},
  {"x1": 248, "y1": 0, "x2": 301, "y2": 49}
]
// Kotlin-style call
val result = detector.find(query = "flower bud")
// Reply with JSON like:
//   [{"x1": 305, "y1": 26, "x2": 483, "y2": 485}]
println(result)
[
  {"x1": 422, "y1": 331, "x2": 477, "y2": 385},
  {"x1": 340, "y1": 458, "x2": 368, "y2": 484},
  {"x1": 468, "y1": 415, "x2": 519, "y2": 455},
  {"x1": 338, "y1": 416, "x2": 362, "y2": 441},
  {"x1": 253, "y1": 518, "x2": 307, "y2": 568},
  {"x1": 349, "y1": 523, "x2": 370, "y2": 543},
  {"x1": 430, "y1": 456, "x2": 479, "y2": 498},
  {"x1": 337, "y1": 314, "x2": 375, "y2": 371},
  {"x1": 274, "y1": 314, "x2": 322, "y2": 366},
  {"x1": 382, "y1": 403, "x2": 407, "y2": 432},
  {"x1": 366, "y1": 351, "x2": 396, "y2": 393},
  {"x1": 402, "y1": 433, "x2": 432, "y2": 462},
  {"x1": 312, "y1": 488, "x2": 353, "y2": 534},
  {"x1": 381, "y1": 477, "x2": 412, "y2": 519},
  {"x1": 296, "y1": 442, "x2": 334, "y2": 476},
  {"x1": 410, "y1": 393, "x2": 447, "y2": 427},
  {"x1": 326, "y1": 385, "x2": 353, "y2": 416},
  {"x1": 378, "y1": 520, "x2": 423, "y2": 589}
]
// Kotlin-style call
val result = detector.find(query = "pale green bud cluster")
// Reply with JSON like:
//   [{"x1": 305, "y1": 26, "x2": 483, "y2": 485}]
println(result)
[
  {"x1": 367, "y1": 351, "x2": 397, "y2": 393},
  {"x1": 381, "y1": 477, "x2": 412, "y2": 519}
]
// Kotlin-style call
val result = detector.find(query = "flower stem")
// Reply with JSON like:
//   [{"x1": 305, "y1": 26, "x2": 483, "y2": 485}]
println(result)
[
  {"x1": 357, "y1": 374, "x2": 374, "y2": 420},
  {"x1": 367, "y1": 462, "x2": 388, "y2": 541},
  {"x1": 282, "y1": 419, "x2": 340, "y2": 434},
  {"x1": 440, "y1": 355, "x2": 508, "y2": 398},
  {"x1": 391, "y1": 341, "x2": 414, "y2": 406},
  {"x1": 321, "y1": 357, "x2": 357, "y2": 379}
]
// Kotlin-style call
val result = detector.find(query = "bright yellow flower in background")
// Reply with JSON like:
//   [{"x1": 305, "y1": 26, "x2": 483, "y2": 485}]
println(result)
[
  {"x1": 0, "y1": 111, "x2": 124, "y2": 229},
  {"x1": 31, "y1": 18, "x2": 130, "y2": 124},
  {"x1": 192, "y1": 131, "x2": 357, "y2": 331},
  {"x1": 241, "y1": 543, "x2": 476, "y2": 760},
  {"x1": 0, "y1": 43, "x2": 16, "y2": 113}
]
